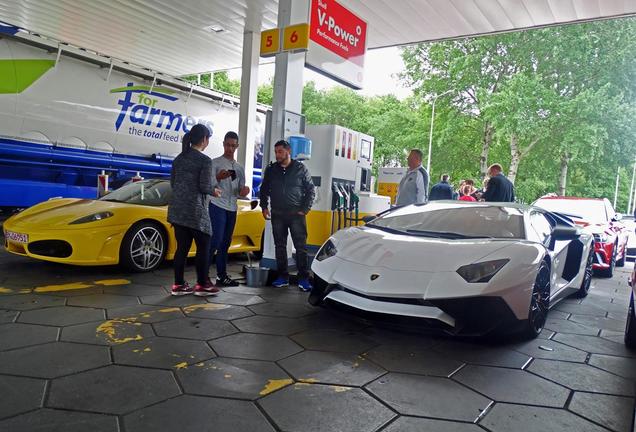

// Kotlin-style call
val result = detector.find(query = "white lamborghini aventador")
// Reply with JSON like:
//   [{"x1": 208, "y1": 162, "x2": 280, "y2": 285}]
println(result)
[{"x1": 310, "y1": 201, "x2": 595, "y2": 339}]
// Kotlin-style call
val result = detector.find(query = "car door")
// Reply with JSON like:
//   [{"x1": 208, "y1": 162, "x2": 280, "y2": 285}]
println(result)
[{"x1": 529, "y1": 211, "x2": 570, "y2": 294}]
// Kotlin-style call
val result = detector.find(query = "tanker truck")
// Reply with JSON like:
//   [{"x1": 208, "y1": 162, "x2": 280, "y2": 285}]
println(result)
[{"x1": 0, "y1": 26, "x2": 267, "y2": 211}]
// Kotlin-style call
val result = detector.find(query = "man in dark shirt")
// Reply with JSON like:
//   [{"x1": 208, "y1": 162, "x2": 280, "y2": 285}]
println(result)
[
  {"x1": 483, "y1": 163, "x2": 515, "y2": 202},
  {"x1": 429, "y1": 174, "x2": 454, "y2": 200}
]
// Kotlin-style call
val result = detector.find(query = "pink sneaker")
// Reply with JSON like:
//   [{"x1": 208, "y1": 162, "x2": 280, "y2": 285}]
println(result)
[
  {"x1": 171, "y1": 282, "x2": 194, "y2": 296},
  {"x1": 194, "y1": 280, "x2": 220, "y2": 296}
]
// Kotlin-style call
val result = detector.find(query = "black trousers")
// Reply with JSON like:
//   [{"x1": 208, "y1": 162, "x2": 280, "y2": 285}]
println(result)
[
  {"x1": 173, "y1": 224, "x2": 210, "y2": 285},
  {"x1": 271, "y1": 212, "x2": 309, "y2": 279}
]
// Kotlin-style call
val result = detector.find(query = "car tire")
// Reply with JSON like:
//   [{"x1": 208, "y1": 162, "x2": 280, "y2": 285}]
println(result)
[
  {"x1": 308, "y1": 275, "x2": 329, "y2": 306},
  {"x1": 599, "y1": 245, "x2": 616, "y2": 278},
  {"x1": 576, "y1": 245, "x2": 594, "y2": 298},
  {"x1": 625, "y1": 293, "x2": 636, "y2": 349},
  {"x1": 520, "y1": 260, "x2": 551, "y2": 340},
  {"x1": 616, "y1": 244, "x2": 626, "y2": 267},
  {"x1": 120, "y1": 221, "x2": 167, "y2": 272}
]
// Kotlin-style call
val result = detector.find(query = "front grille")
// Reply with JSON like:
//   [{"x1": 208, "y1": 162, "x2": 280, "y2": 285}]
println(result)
[
  {"x1": 340, "y1": 287, "x2": 436, "y2": 306},
  {"x1": 28, "y1": 240, "x2": 72, "y2": 258}
]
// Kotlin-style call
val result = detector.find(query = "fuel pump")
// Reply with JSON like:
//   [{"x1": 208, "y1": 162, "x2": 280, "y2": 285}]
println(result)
[
  {"x1": 346, "y1": 184, "x2": 360, "y2": 225},
  {"x1": 338, "y1": 183, "x2": 350, "y2": 228},
  {"x1": 331, "y1": 183, "x2": 344, "y2": 234}
]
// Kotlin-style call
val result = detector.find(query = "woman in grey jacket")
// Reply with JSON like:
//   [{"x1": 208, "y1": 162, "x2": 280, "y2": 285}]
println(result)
[{"x1": 168, "y1": 124, "x2": 220, "y2": 296}]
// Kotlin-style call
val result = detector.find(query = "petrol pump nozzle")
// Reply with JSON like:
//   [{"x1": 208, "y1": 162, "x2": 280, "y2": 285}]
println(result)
[{"x1": 338, "y1": 183, "x2": 350, "y2": 227}]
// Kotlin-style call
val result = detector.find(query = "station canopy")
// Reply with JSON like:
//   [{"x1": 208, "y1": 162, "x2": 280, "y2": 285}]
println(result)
[{"x1": 0, "y1": 0, "x2": 635, "y2": 77}]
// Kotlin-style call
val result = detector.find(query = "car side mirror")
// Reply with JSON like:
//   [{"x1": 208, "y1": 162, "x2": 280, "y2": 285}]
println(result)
[
  {"x1": 552, "y1": 225, "x2": 579, "y2": 240},
  {"x1": 613, "y1": 213, "x2": 623, "y2": 222},
  {"x1": 250, "y1": 200, "x2": 259, "y2": 210},
  {"x1": 361, "y1": 215, "x2": 376, "y2": 224}
]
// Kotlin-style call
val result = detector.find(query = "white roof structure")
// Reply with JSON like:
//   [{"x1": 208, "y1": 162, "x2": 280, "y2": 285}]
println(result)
[{"x1": 0, "y1": 0, "x2": 634, "y2": 77}]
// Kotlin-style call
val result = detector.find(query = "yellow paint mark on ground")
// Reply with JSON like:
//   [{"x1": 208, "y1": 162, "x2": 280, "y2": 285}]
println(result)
[
  {"x1": 133, "y1": 349, "x2": 140, "y2": 353},
  {"x1": 143, "y1": 347, "x2": 151, "y2": 352},
  {"x1": 158, "y1": 307, "x2": 181, "y2": 313},
  {"x1": 259, "y1": 379, "x2": 294, "y2": 396},
  {"x1": 95, "y1": 320, "x2": 143, "y2": 344},
  {"x1": 224, "y1": 374, "x2": 233, "y2": 379},
  {"x1": 195, "y1": 363, "x2": 205, "y2": 367},
  {"x1": 174, "y1": 362, "x2": 188, "y2": 370},
  {"x1": 94, "y1": 279, "x2": 131, "y2": 286},
  {"x1": 293, "y1": 383, "x2": 311, "y2": 389},
  {"x1": 19, "y1": 289, "x2": 32, "y2": 294},
  {"x1": 352, "y1": 362, "x2": 360, "y2": 368},
  {"x1": 182, "y1": 303, "x2": 229, "y2": 314},
  {"x1": 34, "y1": 282, "x2": 93, "y2": 293},
  {"x1": 332, "y1": 386, "x2": 351, "y2": 393},
  {"x1": 299, "y1": 378, "x2": 318, "y2": 384},
  {"x1": 0, "y1": 287, "x2": 13, "y2": 293}
]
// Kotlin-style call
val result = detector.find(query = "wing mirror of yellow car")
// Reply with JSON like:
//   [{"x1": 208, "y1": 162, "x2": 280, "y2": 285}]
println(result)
[{"x1": 250, "y1": 200, "x2": 259, "y2": 210}]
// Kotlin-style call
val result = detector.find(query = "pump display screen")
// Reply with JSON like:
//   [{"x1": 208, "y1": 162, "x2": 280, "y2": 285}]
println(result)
[{"x1": 360, "y1": 139, "x2": 371, "y2": 160}]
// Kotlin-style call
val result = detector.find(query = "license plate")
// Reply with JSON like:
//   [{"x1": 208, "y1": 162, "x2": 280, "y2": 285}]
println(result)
[{"x1": 5, "y1": 231, "x2": 28, "y2": 243}]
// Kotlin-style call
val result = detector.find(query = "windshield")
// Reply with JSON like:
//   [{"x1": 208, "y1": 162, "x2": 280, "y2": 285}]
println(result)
[
  {"x1": 367, "y1": 203, "x2": 525, "y2": 239},
  {"x1": 100, "y1": 180, "x2": 172, "y2": 206},
  {"x1": 534, "y1": 199, "x2": 607, "y2": 224}
]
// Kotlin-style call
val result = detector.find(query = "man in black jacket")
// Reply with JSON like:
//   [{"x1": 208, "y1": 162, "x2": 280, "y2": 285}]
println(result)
[
  {"x1": 260, "y1": 140, "x2": 316, "y2": 291},
  {"x1": 483, "y1": 163, "x2": 515, "y2": 202},
  {"x1": 429, "y1": 174, "x2": 454, "y2": 200}
]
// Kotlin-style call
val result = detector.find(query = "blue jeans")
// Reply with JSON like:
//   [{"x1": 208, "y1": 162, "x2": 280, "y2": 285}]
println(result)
[{"x1": 208, "y1": 203, "x2": 237, "y2": 278}]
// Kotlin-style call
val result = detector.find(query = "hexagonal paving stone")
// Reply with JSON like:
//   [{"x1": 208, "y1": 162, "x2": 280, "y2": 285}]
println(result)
[
  {"x1": 383, "y1": 417, "x2": 484, "y2": 432},
  {"x1": 555, "y1": 301, "x2": 625, "y2": 316},
  {"x1": 232, "y1": 315, "x2": 311, "y2": 336},
  {"x1": 113, "y1": 337, "x2": 215, "y2": 369},
  {"x1": 544, "y1": 317, "x2": 599, "y2": 335},
  {"x1": 67, "y1": 294, "x2": 140, "y2": 309},
  {"x1": 0, "y1": 294, "x2": 65, "y2": 311},
  {"x1": 480, "y1": 403, "x2": 609, "y2": 432},
  {"x1": 208, "y1": 292, "x2": 264, "y2": 306},
  {"x1": 259, "y1": 383, "x2": 395, "y2": 432},
  {"x1": 568, "y1": 314, "x2": 626, "y2": 332},
  {"x1": 511, "y1": 339, "x2": 588, "y2": 362},
  {"x1": 433, "y1": 341, "x2": 531, "y2": 369},
  {"x1": 588, "y1": 354, "x2": 636, "y2": 379},
  {"x1": 222, "y1": 286, "x2": 272, "y2": 296},
  {"x1": 291, "y1": 329, "x2": 377, "y2": 353},
  {"x1": 0, "y1": 409, "x2": 118, "y2": 432},
  {"x1": 569, "y1": 392, "x2": 634, "y2": 432},
  {"x1": 153, "y1": 317, "x2": 237, "y2": 340},
  {"x1": 0, "y1": 375, "x2": 45, "y2": 418},
  {"x1": 365, "y1": 344, "x2": 464, "y2": 377},
  {"x1": 102, "y1": 284, "x2": 167, "y2": 297},
  {"x1": 527, "y1": 359, "x2": 635, "y2": 396},
  {"x1": 454, "y1": 365, "x2": 569, "y2": 407},
  {"x1": 178, "y1": 357, "x2": 292, "y2": 400},
  {"x1": 18, "y1": 306, "x2": 105, "y2": 327},
  {"x1": 61, "y1": 320, "x2": 154, "y2": 346},
  {"x1": 0, "y1": 309, "x2": 18, "y2": 324},
  {"x1": 47, "y1": 365, "x2": 181, "y2": 415},
  {"x1": 279, "y1": 350, "x2": 386, "y2": 386},
  {"x1": 0, "y1": 323, "x2": 58, "y2": 351},
  {"x1": 182, "y1": 303, "x2": 253, "y2": 321},
  {"x1": 248, "y1": 302, "x2": 316, "y2": 318},
  {"x1": 107, "y1": 304, "x2": 184, "y2": 323},
  {"x1": 259, "y1": 291, "x2": 310, "y2": 305},
  {"x1": 210, "y1": 333, "x2": 303, "y2": 361},
  {"x1": 366, "y1": 373, "x2": 491, "y2": 421},
  {"x1": 360, "y1": 327, "x2": 439, "y2": 347},
  {"x1": 140, "y1": 293, "x2": 209, "y2": 307},
  {"x1": 123, "y1": 395, "x2": 274, "y2": 432},
  {"x1": 553, "y1": 333, "x2": 636, "y2": 358},
  {"x1": 0, "y1": 341, "x2": 110, "y2": 378}
]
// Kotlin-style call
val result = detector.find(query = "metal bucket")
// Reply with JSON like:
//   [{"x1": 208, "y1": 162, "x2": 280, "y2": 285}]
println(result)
[{"x1": 244, "y1": 266, "x2": 269, "y2": 287}]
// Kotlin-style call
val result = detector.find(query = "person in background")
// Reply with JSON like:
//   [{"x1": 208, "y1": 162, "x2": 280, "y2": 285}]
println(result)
[
  {"x1": 429, "y1": 174, "x2": 454, "y2": 200},
  {"x1": 482, "y1": 163, "x2": 515, "y2": 202},
  {"x1": 208, "y1": 131, "x2": 251, "y2": 287},
  {"x1": 459, "y1": 184, "x2": 476, "y2": 201},
  {"x1": 168, "y1": 124, "x2": 221, "y2": 297},
  {"x1": 260, "y1": 140, "x2": 316, "y2": 291},
  {"x1": 395, "y1": 149, "x2": 429, "y2": 206}
]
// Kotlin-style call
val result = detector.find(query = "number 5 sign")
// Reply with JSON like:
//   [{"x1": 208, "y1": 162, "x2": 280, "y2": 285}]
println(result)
[{"x1": 260, "y1": 28, "x2": 280, "y2": 57}]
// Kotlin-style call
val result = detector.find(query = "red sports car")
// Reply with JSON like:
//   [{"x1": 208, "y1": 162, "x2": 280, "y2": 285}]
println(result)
[{"x1": 534, "y1": 197, "x2": 628, "y2": 278}]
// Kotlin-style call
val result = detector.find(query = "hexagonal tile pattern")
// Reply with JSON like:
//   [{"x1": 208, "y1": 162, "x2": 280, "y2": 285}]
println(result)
[
  {"x1": 433, "y1": 341, "x2": 531, "y2": 369},
  {"x1": 48, "y1": 365, "x2": 181, "y2": 415},
  {"x1": 569, "y1": 392, "x2": 634, "y2": 432},
  {"x1": 61, "y1": 320, "x2": 154, "y2": 346},
  {"x1": 18, "y1": 306, "x2": 105, "y2": 327},
  {"x1": 123, "y1": 395, "x2": 275, "y2": 432},
  {"x1": 178, "y1": 357, "x2": 292, "y2": 400},
  {"x1": 0, "y1": 294, "x2": 65, "y2": 311},
  {"x1": 291, "y1": 329, "x2": 377, "y2": 353},
  {"x1": 248, "y1": 302, "x2": 316, "y2": 318},
  {"x1": 0, "y1": 409, "x2": 118, "y2": 432},
  {"x1": 279, "y1": 350, "x2": 386, "y2": 386},
  {"x1": 210, "y1": 333, "x2": 303, "y2": 361},
  {"x1": 259, "y1": 383, "x2": 395, "y2": 432},
  {"x1": 543, "y1": 317, "x2": 599, "y2": 335},
  {"x1": 259, "y1": 291, "x2": 310, "y2": 305},
  {"x1": 527, "y1": 359, "x2": 635, "y2": 396},
  {"x1": 182, "y1": 303, "x2": 253, "y2": 321},
  {"x1": 153, "y1": 318, "x2": 237, "y2": 340},
  {"x1": 360, "y1": 327, "x2": 439, "y2": 347},
  {"x1": 0, "y1": 342, "x2": 110, "y2": 378},
  {"x1": 366, "y1": 373, "x2": 491, "y2": 421},
  {"x1": 102, "y1": 284, "x2": 167, "y2": 297},
  {"x1": 107, "y1": 304, "x2": 184, "y2": 323},
  {"x1": 480, "y1": 403, "x2": 609, "y2": 432},
  {"x1": 222, "y1": 286, "x2": 272, "y2": 296},
  {"x1": 454, "y1": 365, "x2": 569, "y2": 407},
  {"x1": 365, "y1": 344, "x2": 464, "y2": 377},
  {"x1": 0, "y1": 375, "x2": 45, "y2": 418},
  {"x1": 588, "y1": 354, "x2": 636, "y2": 379},
  {"x1": 511, "y1": 339, "x2": 588, "y2": 362},
  {"x1": 67, "y1": 294, "x2": 140, "y2": 309},
  {"x1": 553, "y1": 333, "x2": 636, "y2": 358},
  {"x1": 113, "y1": 337, "x2": 215, "y2": 369},
  {"x1": 0, "y1": 309, "x2": 18, "y2": 324},
  {"x1": 208, "y1": 292, "x2": 264, "y2": 306},
  {"x1": 568, "y1": 314, "x2": 626, "y2": 332},
  {"x1": 140, "y1": 293, "x2": 208, "y2": 307},
  {"x1": 0, "y1": 323, "x2": 58, "y2": 351},
  {"x1": 383, "y1": 417, "x2": 484, "y2": 432},
  {"x1": 232, "y1": 315, "x2": 311, "y2": 335}
]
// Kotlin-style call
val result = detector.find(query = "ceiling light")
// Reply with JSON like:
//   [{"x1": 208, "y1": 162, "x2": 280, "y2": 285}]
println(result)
[{"x1": 204, "y1": 24, "x2": 225, "y2": 34}]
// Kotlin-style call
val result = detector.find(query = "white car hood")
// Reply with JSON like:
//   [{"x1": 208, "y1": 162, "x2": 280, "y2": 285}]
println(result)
[{"x1": 331, "y1": 227, "x2": 517, "y2": 272}]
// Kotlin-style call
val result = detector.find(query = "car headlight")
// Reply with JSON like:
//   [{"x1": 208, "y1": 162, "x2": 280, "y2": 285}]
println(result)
[
  {"x1": 316, "y1": 239, "x2": 337, "y2": 261},
  {"x1": 69, "y1": 212, "x2": 114, "y2": 225},
  {"x1": 457, "y1": 259, "x2": 509, "y2": 283},
  {"x1": 593, "y1": 233, "x2": 609, "y2": 243}
]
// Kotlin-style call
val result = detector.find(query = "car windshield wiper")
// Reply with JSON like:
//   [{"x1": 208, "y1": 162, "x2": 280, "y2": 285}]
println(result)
[
  {"x1": 405, "y1": 229, "x2": 492, "y2": 239},
  {"x1": 364, "y1": 224, "x2": 409, "y2": 235}
]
